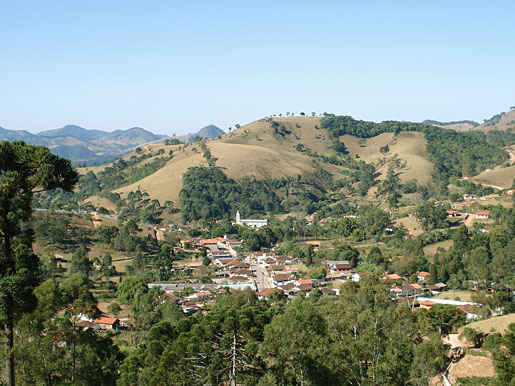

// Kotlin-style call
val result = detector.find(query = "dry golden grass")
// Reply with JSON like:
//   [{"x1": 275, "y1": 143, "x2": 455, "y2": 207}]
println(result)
[
  {"x1": 432, "y1": 122, "x2": 477, "y2": 131},
  {"x1": 448, "y1": 354, "x2": 495, "y2": 383},
  {"x1": 394, "y1": 216, "x2": 424, "y2": 236},
  {"x1": 112, "y1": 117, "x2": 349, "y2": 204},
  {"x1": 433, "y1": 290, "x2": 474, "y2": 302},
  {"x1": 423, "y1": 239, "x2": 453, "y2": 255},
  {"x1": 341, "y1": 132, "x2": 433, "y2": 184},
  {"x1": 476, "y1": 109, "x2": 515, "y2": 132},
  {"x1": 470, "y1": 165, "x2": 515, "y2": 189},
  {"x1": 212, "y1": 142, "x2": 319, "y2": 180},
  {"x1": 90, "y1": 117, "x2": 438, "y2": 207},
  {"x1": 466, "y1": 313, "x2": 515, "y2": 334},
  {"x1": 114, "y1": 149, "x2": 206, "y2": 206},
  {"x1": 84, "y1": 196, "x2": 117, "y2": 212}
]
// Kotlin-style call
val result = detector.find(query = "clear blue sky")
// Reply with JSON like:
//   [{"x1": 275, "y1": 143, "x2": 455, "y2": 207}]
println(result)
[{"x1": 1, "y1": 1, "x2": 514, "y2": 135}]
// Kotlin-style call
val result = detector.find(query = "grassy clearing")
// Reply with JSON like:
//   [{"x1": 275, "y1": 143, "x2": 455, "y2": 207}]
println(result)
[
  {"x1": 434, "y1": 290, "x2": 474, "y2": 302},
  {"x1": 394, "y1": 216, "x2": 424, "y2": 237},
  {"x1": 423, "y1": 239, "x2": 453, "y2": 255},
  {"x1": 466, "y1": 313, "x2": 515, "y2": 334},
  {"x1": 341, "y1": 132, "x2": 433, "y2": 185},
  {"x1": 470, "y1": 165, "x2": 515, "y2": 189}
]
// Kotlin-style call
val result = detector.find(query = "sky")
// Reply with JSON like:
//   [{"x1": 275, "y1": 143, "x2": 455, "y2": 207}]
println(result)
[{"x1": 1, "y1": 0, "x2": 514, "y2": 136}]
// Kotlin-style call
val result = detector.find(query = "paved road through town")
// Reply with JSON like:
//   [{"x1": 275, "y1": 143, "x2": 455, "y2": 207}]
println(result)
[{"x1": 251, "y1": 262, "x2": 272, "y2": 292}]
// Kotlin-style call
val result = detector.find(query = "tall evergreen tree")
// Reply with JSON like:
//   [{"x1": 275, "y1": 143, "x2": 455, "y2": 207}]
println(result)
[{"x1": 0, "y1": 141, "x2": 78, "y2": 386}]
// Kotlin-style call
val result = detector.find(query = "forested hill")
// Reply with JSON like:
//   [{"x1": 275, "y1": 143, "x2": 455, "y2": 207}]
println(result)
[{"x1": 40, "y1": 112, "x2": 515, "y2": 226}]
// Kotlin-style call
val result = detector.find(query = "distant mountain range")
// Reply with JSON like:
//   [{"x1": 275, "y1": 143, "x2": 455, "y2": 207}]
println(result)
[{"x1": 0, "y1": 124, "x2": 224, "y2": 165}]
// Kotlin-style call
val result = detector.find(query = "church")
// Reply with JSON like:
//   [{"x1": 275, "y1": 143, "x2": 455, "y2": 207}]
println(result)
[{"x1": 235, "y1": 211, "x2": 267, "y2": 229}]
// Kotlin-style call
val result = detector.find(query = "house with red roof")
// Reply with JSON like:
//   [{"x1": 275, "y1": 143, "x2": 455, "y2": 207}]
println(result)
[
  {"x1": 256, "y1": 288, "x2": 278, "y2": 299},
  {"x1": 384, "y1": 273, "x2": 402, "y2": 281},
  {"x1": 94, "y1": 317, "x2": 120, "y2": 330},
  {"x1": 417, "y1": 271, "x2": 430, "y2": 281},
  {"x1": 272, "y1": 273, "x2": 294, "y2": 286},
  {"x1": 476, "y1": 210, "x2": 490, "y2": 219}
]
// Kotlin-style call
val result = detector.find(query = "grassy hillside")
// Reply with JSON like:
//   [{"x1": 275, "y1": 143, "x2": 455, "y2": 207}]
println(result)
[
  {"x1": 105, "y1": 117, "x2": 435, "y2": 206},
  {"x1": 341, "y1": 131, "x2": 433, "y2": 184},
  {"x1": 469, "y1": 165, "x2": 515, "y2": 189},
  {"x1": 65, "y1": 115, "x2": 515, "y2": 223},
  {"x1": 112, "y1": 117, "x2": 345, "y2": 205},
  {"x1": 476, "y1": 109, "x2": 515, "y2": 132}
]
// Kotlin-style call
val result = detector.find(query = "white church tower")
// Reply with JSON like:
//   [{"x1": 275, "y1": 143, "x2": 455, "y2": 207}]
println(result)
[{"x1": 235, "y1": 210, "x2": 241, "y2": 225}]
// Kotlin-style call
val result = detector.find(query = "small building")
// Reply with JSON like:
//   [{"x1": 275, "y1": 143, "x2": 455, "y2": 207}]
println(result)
[
  {"x1": 457, "y1": 304, "x2": 482, "y2": 319},
  {"x1": 476, "y1": 210, "x2": 490, "y2": 219},
  {"x1": 305, "y1": 241, "x2": 321, "y2": 249},
  {"x1": 94, "y1": 317, "x2": 120, "y2": 330},
  {"x1": 272, "y1": 273, "x2": 294, "y2": 286},
  {"x1": 417, "y1": 271, "x2": 430, "y2": 281},
  {"x1": 507, "y1": 189, "x2": 514, "y2": 196},
  {"x1": 320, "y1": 287, "x2": 337, "y2": 296},
  {"x1": 190, "y1": 291, "x2": 211, "y2": 302},
  {"x1": 352, "y1": 272, "x2": 364, "y2": 282},
  {"x1": 256, "y1": 288, "x2": 278, "y2": 299},
  {"x1": 235, "y1": 211, "x2": 267, "y2": 229},
  {"x1": 446, "y1": 210, "x2": 459, "y2": 217},
  {"x1": 385, "y1": 273, "x2": 402, "y2": 281},
  {"x1": 418, "y1": 300, "x2": 436, "y2": 310},
  {"x1": 463, "y1": 194, "x2": 476, "y2": 201},
  {"x1": 275, "y1": 255, "x2": 293, "y2": 264},
  {"x1": 426, "y1": 283, "x2": 447, "y2": 293}
]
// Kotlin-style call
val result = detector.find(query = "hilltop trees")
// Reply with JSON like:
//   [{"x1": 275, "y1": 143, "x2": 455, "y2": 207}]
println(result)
[{"x1": 0, "y1": 141, "x2": 78, "y2": 386}]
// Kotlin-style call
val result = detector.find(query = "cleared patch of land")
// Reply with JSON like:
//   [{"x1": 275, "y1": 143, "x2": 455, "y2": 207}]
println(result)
[
  {"x1": 423, "y1": 239, "x2": 453, "y2": 255},
  {"x1": 433, "y1": 290, "x2": 474, "y2": 302},
  {"x1": 114, "y1": 149, "x2": 206, "y2": 205},
  {"x1": 469, "y1": 165, "x2": 515, "y2": 189},
  {"x1": 84, "y1": 196, "x2": 118, "y2": 212},
  {"x1": 341, "y1": 132, "x2": 433, "y2": 184},
  {"x1": 465, "y1": 313, "x2": 515, "y2": 334},
  {"x1": 394, "y1": 216, "x2": 424, "y2": 237},
  {"x1": 448, "y1": 354, "x2": 495, "y2": 384}
]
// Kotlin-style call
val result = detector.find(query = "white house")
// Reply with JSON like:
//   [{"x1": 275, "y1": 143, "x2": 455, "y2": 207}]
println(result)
[
  {"x1": 235, "y1": 211, "x2": 267, "y2": 229},
  {"x1": 476, "y1": 210, "x2": 490, "y2": 219},
  {"x1": 352, "y1": 273, "x2": 362, "y2": 282}
]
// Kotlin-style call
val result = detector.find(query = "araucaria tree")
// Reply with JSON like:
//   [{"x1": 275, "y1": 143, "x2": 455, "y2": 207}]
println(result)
[{"x1": 0, "y1": 141, "x2": 78, "y2": 386}]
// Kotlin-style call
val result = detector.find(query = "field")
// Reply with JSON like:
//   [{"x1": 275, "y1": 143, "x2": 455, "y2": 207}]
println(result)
[
  {"x1": 112, "y1": 117, "x2": 347, "y2": 204},
  {"x1": 341, "y1": 131, "x2": 433, "y2": 184},
  {"x1": 394, "y1": 216, "x2": 424, "y2": 237},
  {"x1": 433, "y1": 290, "x2": 474, "y2": 302},
  {"x1": 465, "y1": 313, "x2": 515, "y2": 334},
  {"x1": 469, "y1": 165, "x2": 515, "y2": 189},
  {"x1": 423, "y1": 239, "x2": 453, "y2": 255}
]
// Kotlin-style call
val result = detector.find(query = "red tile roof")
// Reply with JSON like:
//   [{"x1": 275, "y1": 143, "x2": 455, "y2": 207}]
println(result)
[
  {"x1": 385, "y1": 273, "x2": 402, "y2": 280},
  {"x1": 272, "y1": 274, "x2": 293, "y2": 282},
  {"x1": 94, "y1": 317, "x2": 119, "y2": 325},
  {"x1": 256, "y1": 288, "x2": 276, "y2": 297}
]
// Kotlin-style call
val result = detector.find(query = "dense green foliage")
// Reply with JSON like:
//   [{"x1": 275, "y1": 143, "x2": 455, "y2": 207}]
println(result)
[
  {"x1": 180, "y1": 166, "x2": 284, "y2": 222},
  {"x1": 0, "y1": 141, "x2": 78, "y2": 386},
  {"x1": 117, "y1": 277, "x2": 450, "y2": 386},
  {"x1": 321, "y1": 115, "x2": 511, "y2": 178}
]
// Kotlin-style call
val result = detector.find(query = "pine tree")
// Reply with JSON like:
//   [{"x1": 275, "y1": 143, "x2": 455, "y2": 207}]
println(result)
[{"x1": 0, "y1": 141, "x2": 77, "y2": 386}]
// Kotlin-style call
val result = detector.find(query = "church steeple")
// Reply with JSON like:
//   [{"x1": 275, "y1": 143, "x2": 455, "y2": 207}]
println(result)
[{"x1": 235, "y1": 210, "x2": 241, "y2": 225}]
